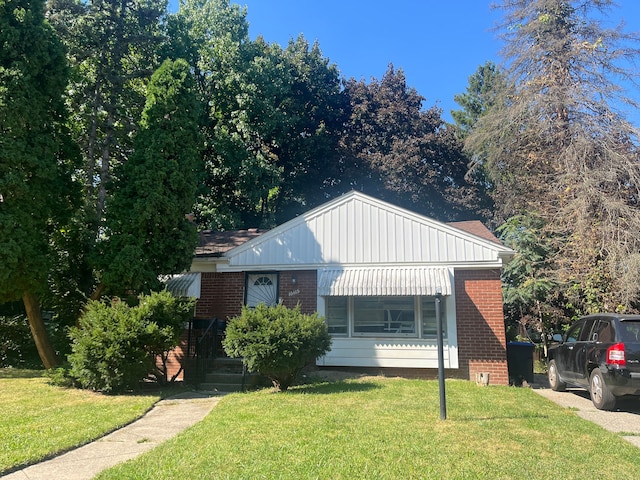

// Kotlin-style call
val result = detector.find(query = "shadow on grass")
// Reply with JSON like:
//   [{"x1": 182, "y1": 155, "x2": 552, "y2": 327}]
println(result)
[
  {"x1": 287, "y1": 379, "x2": 382, "y2": 395},
  {"x1": 0, "y1": 368, "x2": 45, "y2": 379},
  {"x1": 452, "y1": 413, "x2": 551, "y2": 422}
]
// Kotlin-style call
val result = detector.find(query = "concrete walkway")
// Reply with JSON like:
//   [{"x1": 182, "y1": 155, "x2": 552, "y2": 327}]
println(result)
[
  {"x1": 531, "y1": 375, "x2": 640, "y2": 448},
  {"x1": 2, "y1": 392, "x2": 222, "y2": 480}
]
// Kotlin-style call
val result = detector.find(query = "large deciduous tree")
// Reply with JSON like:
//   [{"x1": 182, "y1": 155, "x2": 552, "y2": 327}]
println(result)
[
  {"x1": 168, "y1": 1, "x2": 346, "y2": 229},
  {"x1": 0, "y1": 0, "x2": 80, "y2": 367},
  {"x1": 48, "y1": 0, "x2": 167, "y2": 224},
  {"x1": 467, "y1": 0, "x2": 640, "y2": 313},
  {"x1": 47, "y1": 0, "x2": 167, "y2": 304},
  {"x1": 341, "y1": 65, "x2": 489, "y2": 221}
]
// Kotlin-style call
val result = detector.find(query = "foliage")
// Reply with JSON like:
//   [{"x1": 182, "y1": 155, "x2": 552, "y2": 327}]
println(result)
[
  {"x1": 0, "y1": 370, "x2": 159, "y2": 473},
  {"x1": 96, "y1": 378, "x2": 640, "y2": 479},
  {"x1": 467, "y1": 0, "x2": 640, "y2": 313},
  {"x1": 45, "y1": 0, "x2": 169, "y2": 310},
  {"x1": 47, "y1": 0, "x2": 167, "y2": 227},
  {"x1": 99, "y1": 58, "x2": 203, "y2": 295},
  {"x1": 0, "y1": 0, "x2": 80, "y2": 368},
  {"x1": 68, "y1": 291, "x2": 194, "y2": 392},
  {"x1": 341, "y1": 65, "x2": 490, "y2": 221},
  {"x1": 0, "y1": 316, "x2": 41, "y2": 368},
  {"x1": 223, "y1": 304, "x2": 331, "y2": 391},
  {"x1": 168, "y1": 1, "x2": 347, "y2": 229},
  {"x1": 498, "y1": 215, "x2": 570, "y2": 345},
  {"x1": 136, "y1": 291, "x2": 195, "y2": 384},
  {"x1": 452, "y1": 61, "x2": 504, "y2": 141}
]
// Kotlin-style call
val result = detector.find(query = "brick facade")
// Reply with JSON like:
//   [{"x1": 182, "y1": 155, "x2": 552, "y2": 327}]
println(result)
[
  {"x1": 164, "y1": 270, "x2": 318, "y2": 380},
  {"x1": 195, "y1": 272, "x2": 246, "y2": 320},
  {"x1": 167, "y1": 268, "x2": 509, "y2": 385},
  {"x1": 454, "y1": 269, "x2": 509, "y2": 385},
  {"x1": 278, "y1": 270, "x2": 317, "y2": 314}
]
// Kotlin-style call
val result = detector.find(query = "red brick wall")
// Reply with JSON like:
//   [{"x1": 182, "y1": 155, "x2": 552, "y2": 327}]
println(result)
[
  {"x1": 195, "y1": 270, "x2": 318, "y2": 319},
  {"x1": 455, "y1": 269, "x2": 508, "y2": 385},
  {"x1": 161, "y1": 330, "x2": 189, "y2": 382},
  {"x1": 196, "y1": 272, "x2": 246, "y2": 320},
  {"x1": 279, "y1": 270, "x2": 317, "y2": 313}
]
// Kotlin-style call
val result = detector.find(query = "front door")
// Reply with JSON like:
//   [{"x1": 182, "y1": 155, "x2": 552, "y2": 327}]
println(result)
[{"x1": 246, "y1": 273, "x2": 278, "y2": 307}]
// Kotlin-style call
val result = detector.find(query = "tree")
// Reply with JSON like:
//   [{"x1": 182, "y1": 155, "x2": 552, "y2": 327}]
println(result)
[
  {"x1": 498, "y1": 215, "x2": 566, "y2": 351},
  {"x1": 0, "y1": 0, "x2": 80, "y2": 368},
  {"x1": 467, "y1": 0, "x2": 640, "y2": 313},
  {"x1": 167, "y1": 0, "x2": 274, "y2": 230},
  {"x1": 99, "y1": 58, "x2": 203, "y2": 295},
  {"x1": 452, "y1": 61, "x2": 505, "y2": 141},
  {"x1": 48, "y1": 0, "x2": 167, "y2": 224},
  {"x1": 341, "y1": 65, "x2": 488, "y2": 221},
  {"x1": 268, "y1": 36, "x2": 346, "y2": 224},
  {"x1": 167, "y1": 1, "x2": 346, "y2": 229},
  {"x1": 47, "y1": 0, "x2": 168, "y2": 302}
]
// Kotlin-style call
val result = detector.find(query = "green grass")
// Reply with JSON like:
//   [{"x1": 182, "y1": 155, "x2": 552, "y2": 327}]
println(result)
[
  {"x1": 97, "y1": 377, "x2": 640, "y2": 479},
  {"x1": 0, "y1": 368, "x2": 161, "y2": 473}
]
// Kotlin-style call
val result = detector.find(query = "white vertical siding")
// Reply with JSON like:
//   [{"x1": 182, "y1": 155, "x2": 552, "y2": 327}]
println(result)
[{"x1": 225, "y1": 192, "x2": 512, "y2": 268}]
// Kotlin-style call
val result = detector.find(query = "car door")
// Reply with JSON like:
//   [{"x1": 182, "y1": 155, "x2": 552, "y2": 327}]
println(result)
[
  {"x1": 571, "y1": 317, "x2": 597, "y2": 386},
  {"x1": 556, "y1": 320, "x2": 588, "y2": 383}
]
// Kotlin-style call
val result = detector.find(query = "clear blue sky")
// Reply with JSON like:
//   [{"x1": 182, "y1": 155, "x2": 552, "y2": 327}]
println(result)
[{"x1": 169, "y1": 1, "x2": 640, "y2": 123}]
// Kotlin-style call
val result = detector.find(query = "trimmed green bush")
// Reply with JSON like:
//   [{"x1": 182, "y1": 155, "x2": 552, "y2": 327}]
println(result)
[
  {"x1": 67, "y1": 291, "x2": 194, "y2": 392},
  {"x1": 223, "y1": 304, "x2": 332, "y2": 391}
]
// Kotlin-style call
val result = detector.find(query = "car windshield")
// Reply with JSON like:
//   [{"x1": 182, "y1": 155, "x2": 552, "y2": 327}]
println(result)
[{"x1": 619, "y1": 321, "x2": 640, "y2": 343}]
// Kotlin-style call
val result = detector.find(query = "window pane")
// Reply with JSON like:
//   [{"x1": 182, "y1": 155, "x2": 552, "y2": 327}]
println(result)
[
  {"x1": 422, "y1": 297, "x2": 446, "y2": 338},
  {"x1": 354, "y1": 297, "x2": 415, "y2": 335},
  {"x1": 326, "y1": 297, "x2": 348, "y2": 336}
]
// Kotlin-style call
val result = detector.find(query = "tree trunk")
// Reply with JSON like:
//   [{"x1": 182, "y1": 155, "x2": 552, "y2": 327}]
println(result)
[
  {"x1": 90, "y1": 282, "x2": 106, "y2": 301},
  {"x1": 22, "y1": 291, "x2": 59, "y2": 369}
]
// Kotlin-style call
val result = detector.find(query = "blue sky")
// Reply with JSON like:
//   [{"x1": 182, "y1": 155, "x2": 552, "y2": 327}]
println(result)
[{"x1": 169, "y1": 1, "x2": 640, "y2": 123}]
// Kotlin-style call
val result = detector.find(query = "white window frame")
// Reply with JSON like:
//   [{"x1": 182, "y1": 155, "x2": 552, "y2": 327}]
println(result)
[{"x1": 323, "y1": 295, "x2": 447, "y2": 339}]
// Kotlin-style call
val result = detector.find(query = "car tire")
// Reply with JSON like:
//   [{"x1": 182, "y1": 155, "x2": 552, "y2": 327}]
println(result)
[
  {"x1": 548, "y1": 360, "x2": 566, "y2": 392},
  {"x1": 589, "y1": 368, "x2": 616, "y2": 411}
]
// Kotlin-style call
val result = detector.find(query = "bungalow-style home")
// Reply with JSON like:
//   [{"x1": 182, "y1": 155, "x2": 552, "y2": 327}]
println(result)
[{"x1": 167, "y1": 191, "x2": 514, "y2": 385}]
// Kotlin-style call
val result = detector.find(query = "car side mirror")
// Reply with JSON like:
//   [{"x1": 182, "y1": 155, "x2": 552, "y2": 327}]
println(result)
[{"x1": 552, "y1": 333, "x2": 563, "y2": 342}]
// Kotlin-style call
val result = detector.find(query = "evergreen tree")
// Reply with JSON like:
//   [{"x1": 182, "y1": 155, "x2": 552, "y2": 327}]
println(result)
[
  {"x1": 0, "y1": 0, "x2": 80, "y2": 367},
  {"x1": 100, "y1": 59, "x2": 203, "y2": 294},
  {"x1": 467, "y1": 0, "x2": 640, "y2": 313}
]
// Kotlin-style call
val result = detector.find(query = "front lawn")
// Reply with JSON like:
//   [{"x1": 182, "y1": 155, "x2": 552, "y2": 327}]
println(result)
[
  {"x1": 0, "y1": 369, "x2": 161, "y2": 473},
  {"x1": 97, "y1": 377, "x2": 640, "y2": 479}
]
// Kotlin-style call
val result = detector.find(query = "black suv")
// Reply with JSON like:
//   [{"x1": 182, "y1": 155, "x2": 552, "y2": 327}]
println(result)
[{"x1": 547, "y1": 313, "x2": 640, "y2": 410}]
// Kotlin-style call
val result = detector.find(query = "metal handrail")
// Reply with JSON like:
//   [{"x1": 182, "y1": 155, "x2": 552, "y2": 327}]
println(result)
[{"x1": 185, "y1": 318, "x2": 219, "y2": 386}]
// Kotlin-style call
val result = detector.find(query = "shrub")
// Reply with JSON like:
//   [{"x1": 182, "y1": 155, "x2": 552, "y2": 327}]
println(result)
[
  {"x1": 68, "y1": 299, "x2": 151, "y2": 392},
  {"x1": 223, "y1": 304, "x2": 332, "y2": 391},
  {"x1": 137, "y1": 291, "x2": 194, "y2": 384},
  {"x1": 67, "y1": 291, "x2": 194, "y2": 392}
]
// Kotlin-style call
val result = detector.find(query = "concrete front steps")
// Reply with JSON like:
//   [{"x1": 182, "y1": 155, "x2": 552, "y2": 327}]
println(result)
[{"x1": 199, "y1": 357, "x2": 271, "y2": 393}]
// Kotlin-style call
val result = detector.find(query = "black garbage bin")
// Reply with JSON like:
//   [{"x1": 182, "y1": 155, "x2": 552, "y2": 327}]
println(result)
[{"x1": 506, "y1": 341, "x2": 535, "y2": 385}]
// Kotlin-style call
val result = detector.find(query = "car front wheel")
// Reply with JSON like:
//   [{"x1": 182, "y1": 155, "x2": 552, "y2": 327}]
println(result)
[
  {"x1": 590, "y1": 368, "x2": 616, "y2": 411},
  {"x1": 548, "y1": 360, "x2": 566, "y2": 392}
]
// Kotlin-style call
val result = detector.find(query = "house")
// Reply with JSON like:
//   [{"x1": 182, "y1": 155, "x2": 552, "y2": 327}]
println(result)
[{"x1": 167, "y1": 191, "x2": 515, "y2": 385}]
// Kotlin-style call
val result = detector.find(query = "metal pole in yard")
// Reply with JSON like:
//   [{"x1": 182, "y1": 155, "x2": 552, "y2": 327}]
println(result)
[{"x1": 435, "y1": 288, "x2": 447, "y2": 420}]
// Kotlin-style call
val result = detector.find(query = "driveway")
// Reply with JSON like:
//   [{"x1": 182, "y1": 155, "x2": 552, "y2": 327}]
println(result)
[{"x1": 532, "y1": 374, "x2": 640, "y2": 448}]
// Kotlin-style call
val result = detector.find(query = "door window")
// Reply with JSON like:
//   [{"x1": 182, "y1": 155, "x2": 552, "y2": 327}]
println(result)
[
  {"x1": 246, "y1": 273, "x2": 278, "y2": 307},
  {"x1": 565, "y1": 322, "x2": 584, "y2": 343}
]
